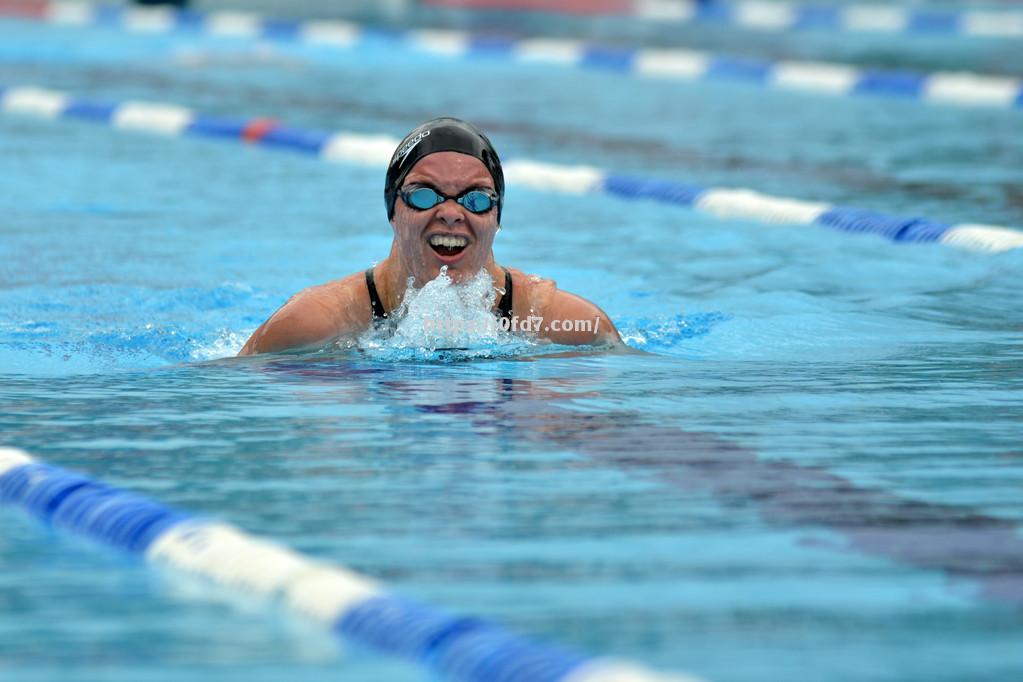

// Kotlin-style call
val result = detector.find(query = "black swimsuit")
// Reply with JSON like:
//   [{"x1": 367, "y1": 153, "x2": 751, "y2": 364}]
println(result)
[{"x1": 364, "y1": 267, "x2": 513, "y2": 325}]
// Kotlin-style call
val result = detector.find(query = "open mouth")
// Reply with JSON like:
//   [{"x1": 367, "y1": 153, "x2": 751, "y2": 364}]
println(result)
[{"x1": 428, "y1": 234, "x2": 469, "y2": 258}]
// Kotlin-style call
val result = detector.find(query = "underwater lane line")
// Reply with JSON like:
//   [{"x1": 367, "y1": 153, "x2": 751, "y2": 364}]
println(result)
[
  {"x1": 407, "y1": 380, "x2": 1023, "y2": 610},
  {"x1": 2, "y1": 83, "x2": 1022, "y2": 254},
  {"x1": 1, "y1": 2, "x2": 1021, "y2": 111},
  {"x1": 422, "y1": 0, "x2": 1023, "y2": 40},
  {"x1": 0, "y1": 447, "x2": 704, "y2": 682}
]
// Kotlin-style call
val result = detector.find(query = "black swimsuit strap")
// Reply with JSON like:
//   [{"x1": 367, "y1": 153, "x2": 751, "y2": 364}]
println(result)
[
  {"x1": 497, "y1": 268, "x2": 513, "y2": 322},
  {"x1": 365, "y1": 268, "x2": 388, "y2": 320}
]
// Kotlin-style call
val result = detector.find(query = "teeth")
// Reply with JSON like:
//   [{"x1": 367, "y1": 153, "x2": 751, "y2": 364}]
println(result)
[{"x1": 429, "y1": 235, "x2": 468, "y2": 248}]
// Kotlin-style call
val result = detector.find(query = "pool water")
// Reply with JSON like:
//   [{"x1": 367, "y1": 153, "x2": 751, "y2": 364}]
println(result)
[{"x1": 1, "y1": 3, "x2": 1022, "y2": 681}]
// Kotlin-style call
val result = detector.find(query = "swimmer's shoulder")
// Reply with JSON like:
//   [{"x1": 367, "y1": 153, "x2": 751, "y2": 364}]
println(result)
[
  {"x1": 238, "y1": 272, "x2": 374, "y2": 356},
  {"x1": 502, "y1": 267, "x2": 621, "y2": 346},
  {"x1": 502, "y1": 267, "x2": 555, "y2": 320}
]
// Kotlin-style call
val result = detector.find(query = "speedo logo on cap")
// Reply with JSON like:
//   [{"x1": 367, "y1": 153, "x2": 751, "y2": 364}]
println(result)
[{"x1": 395, "y1": 129, "x2": 430, "y2": 164}]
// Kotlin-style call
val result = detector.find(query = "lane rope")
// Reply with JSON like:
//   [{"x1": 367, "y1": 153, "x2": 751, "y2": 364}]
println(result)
[
  {"x1": 0, "y1": 1, "x2": 1021, "y2": 112},
  {"x1": 0, "y1": 447, "x2": 702, "y2": 682},
  {"x1": 421, "y1": 0, "x2": 1023, "y2": 40},
  {"x1": 2, "y1": 83, "x2": 1020, "y2": 253}
]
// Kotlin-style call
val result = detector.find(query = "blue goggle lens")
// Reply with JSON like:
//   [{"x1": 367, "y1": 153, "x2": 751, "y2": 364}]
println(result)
[{"x1": 403, "y1": 187, "x2": 497, "y2": 214}]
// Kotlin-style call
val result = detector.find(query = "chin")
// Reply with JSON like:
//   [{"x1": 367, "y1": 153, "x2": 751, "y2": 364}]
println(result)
[
  {"x1": 445, "y1": 262, "x2": 485, "y2": 284},
  {"x1": 443, "y1": 267, "x2": 469, "y2": 283},
  {"x1": 415, "y1": 250, "x2": 483, "y2": 284}
]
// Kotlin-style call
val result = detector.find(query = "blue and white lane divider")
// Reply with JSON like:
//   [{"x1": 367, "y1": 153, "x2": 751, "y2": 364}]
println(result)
[
  {"x1": 0, "y1": 448, "x2": 702, "y2": 682},
  {"x1": 425, "y1": 0, "x2": 1023, "y2": 40},
  {"x1": 2, "y1": 84, "x2": 1022, "y2": 254},
  {"x1": 3, "y1": 2, "x2": 1022, "y2": 112}
]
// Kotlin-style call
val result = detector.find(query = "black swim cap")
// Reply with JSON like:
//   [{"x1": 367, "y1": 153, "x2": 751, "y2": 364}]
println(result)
[{"x1": 385, "y1": 117, "x2": 504, "y2": 222}]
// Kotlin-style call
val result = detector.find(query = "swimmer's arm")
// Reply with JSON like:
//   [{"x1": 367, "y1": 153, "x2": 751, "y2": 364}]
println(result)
[
  {"x1": 537, "y1": 290, "x2": 622, "y2": 347},
  {"x1": 238, "y1": 279, "x2": 367, "y2": 356},
  {"x1": 238, "y1": 294, "x2": 339, "y2": 356}
]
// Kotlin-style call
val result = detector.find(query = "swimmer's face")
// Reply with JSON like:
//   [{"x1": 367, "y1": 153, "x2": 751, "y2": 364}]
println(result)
[{"x1": 390, "y1": 151, "x2": 499, "y2": 285}]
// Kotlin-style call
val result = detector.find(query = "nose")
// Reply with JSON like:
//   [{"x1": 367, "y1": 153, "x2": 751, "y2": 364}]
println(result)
[{"x1": 434, "y1": 198, "x2": 465, "y2": 226}]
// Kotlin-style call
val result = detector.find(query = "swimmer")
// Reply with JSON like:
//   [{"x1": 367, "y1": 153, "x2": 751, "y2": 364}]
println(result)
[{"x1": 239, "y1": 117, "x2": 622, "y2": 355}]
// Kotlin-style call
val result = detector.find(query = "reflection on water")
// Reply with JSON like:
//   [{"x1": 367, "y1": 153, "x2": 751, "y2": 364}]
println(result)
[
  {"x1": 2, "y1": 349, "x2": 1022, "y2": 680},
  {"x1": 262, "y1": 354, "x2": 1023, "y2": 608}
]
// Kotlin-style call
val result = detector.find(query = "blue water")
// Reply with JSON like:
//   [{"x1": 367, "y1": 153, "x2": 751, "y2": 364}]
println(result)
[{"x1": 1, "y1": 4, "x2": 1022, "y2": 682}]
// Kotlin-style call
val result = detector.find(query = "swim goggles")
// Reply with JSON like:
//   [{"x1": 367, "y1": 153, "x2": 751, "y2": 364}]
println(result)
[{"x1": 399, "y1": 186, "x2": 499, "y2": 214}]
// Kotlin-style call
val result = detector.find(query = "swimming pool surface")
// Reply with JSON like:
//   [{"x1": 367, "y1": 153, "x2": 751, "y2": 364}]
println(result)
[{"x1": 1, "y1": 2, "x2": 1021, "y2": 681}]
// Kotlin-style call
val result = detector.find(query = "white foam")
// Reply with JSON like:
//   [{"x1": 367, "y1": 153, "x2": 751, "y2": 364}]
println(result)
[{"x1": 191, "y1": 329, "x2": 248, "y2": 361}]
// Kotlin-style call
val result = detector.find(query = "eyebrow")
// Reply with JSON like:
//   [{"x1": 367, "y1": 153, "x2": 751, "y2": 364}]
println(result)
[
  {"x1": 402, "y1": 180, "x2": 494, "y2": 193},
  {"x1": 402, "y1": 170, "x2": 493, "y2": 187}
]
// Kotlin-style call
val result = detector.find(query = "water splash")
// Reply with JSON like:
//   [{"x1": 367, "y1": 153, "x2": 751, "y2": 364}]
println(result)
[
  {"x1": 352, "y1": 268, "x2": 537, "y2": 362},
  {"x1": 618, "y1": 312, "x2": 729, "y2": 354},
  {"x1": 191, "y1": 328, "x2": 248, "y2": 361},
  {"x1": 0, "y1": 271, "x2": 727, "y2": 372}
]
